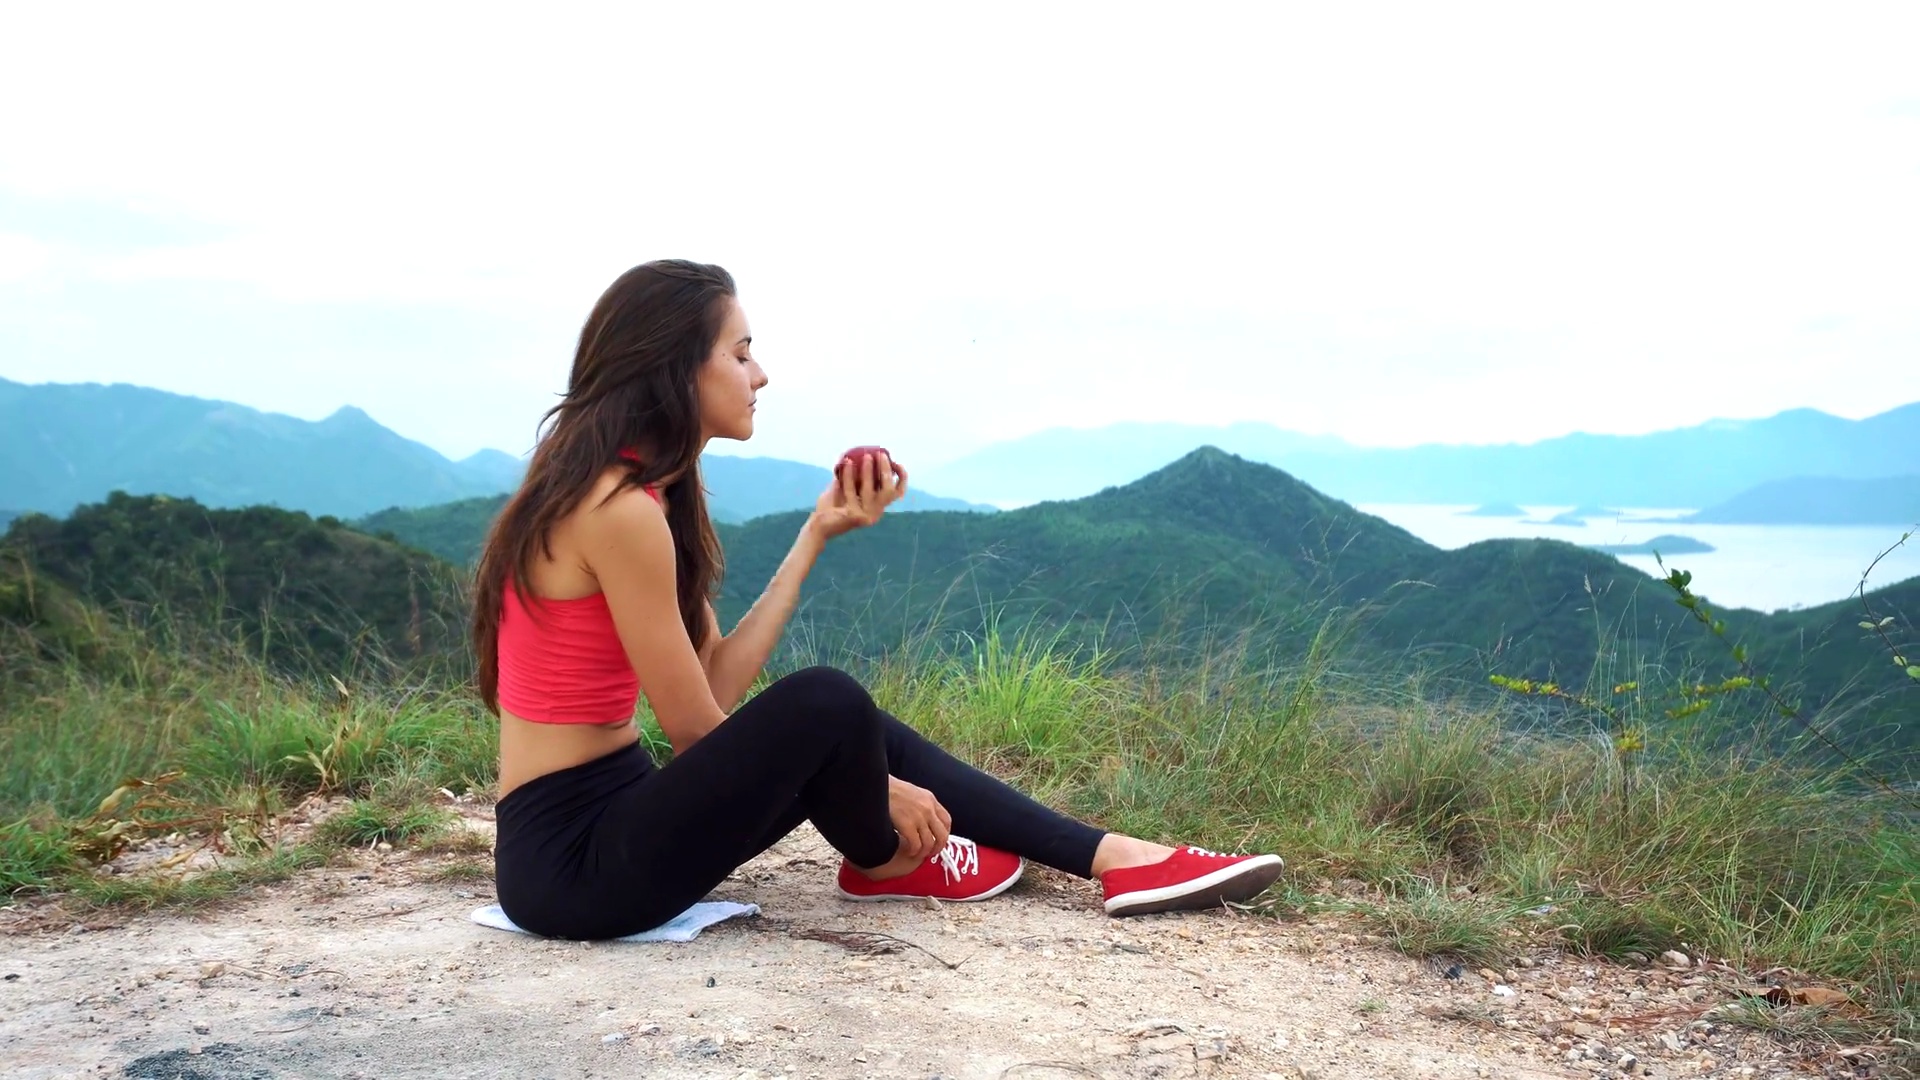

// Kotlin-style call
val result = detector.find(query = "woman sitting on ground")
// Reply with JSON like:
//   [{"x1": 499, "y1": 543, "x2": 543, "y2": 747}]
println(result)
[{"x1": 471, "y1": 259, "x2": 1284, "y2": 941}]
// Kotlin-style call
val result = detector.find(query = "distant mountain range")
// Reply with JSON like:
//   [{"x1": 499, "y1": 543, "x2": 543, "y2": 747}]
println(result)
[
  {"x1": 0, "y1": 379, "x2": 991, "y2": 523},
  {"x1": 914, "y1": 402, "x2": 1920, "y2": 509},
  {"x1": 1677, "y1": 475, "x2": 1920, "y2": 526},
  {"x1": 12, "y1": 376, "x2": 1917, "y2": 531},
  {"x1": 0, "y1": 378, "x2": 519, "y2": 520}
]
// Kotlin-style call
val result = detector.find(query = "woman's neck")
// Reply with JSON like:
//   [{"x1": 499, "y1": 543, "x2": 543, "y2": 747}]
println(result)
[{"x1": 625, "y1": 434, "x2": 711, "y2": 488}]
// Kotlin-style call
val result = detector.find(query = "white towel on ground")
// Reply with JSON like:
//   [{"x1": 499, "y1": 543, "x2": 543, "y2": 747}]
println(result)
[{"x1": 469, "y1": 901, "x2": 761, "y2": 943}]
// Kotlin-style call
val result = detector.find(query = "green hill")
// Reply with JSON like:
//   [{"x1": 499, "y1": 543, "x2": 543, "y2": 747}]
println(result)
[
  {"x1": 357, "y1": 495, "x2": 509, "y2": 567},
  {"x1": 719, "y1": 449, "x2": 1639, "y2": 667},
  {"x1": 1, "y1": 493, "x2": 468, "y2": 677},
  {"x1": 710, "y1": 450, "x2": 1914, "y2": 760},
  {"x1": 1680, "y1": 474, "x2": 1920, "y2": 526}
]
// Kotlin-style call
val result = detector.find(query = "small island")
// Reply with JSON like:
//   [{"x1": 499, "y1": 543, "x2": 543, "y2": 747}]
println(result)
[
  {"x1": 1586, "y1": 534, "x2": 1716, "y2": 556},
  {"x1": 1459, "y1": 502, "x2": 1526, "y2": 517},
  {"x1": 1525, "y1": 504, "x2": 1621, "y2": 527},
  {"x1": 1538, "y1": 510, "x2": 1588, "y2": 527}
]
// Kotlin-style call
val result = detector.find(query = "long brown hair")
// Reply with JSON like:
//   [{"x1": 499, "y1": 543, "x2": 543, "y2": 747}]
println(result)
[{"x1": 471, "y1": 259, "x2": 734, "y2": 713}]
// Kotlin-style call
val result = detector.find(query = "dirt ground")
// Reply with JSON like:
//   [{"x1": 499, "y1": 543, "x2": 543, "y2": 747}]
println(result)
[{"x1": 0, "y1": 804, "x2": 1881, "y2": 1080}]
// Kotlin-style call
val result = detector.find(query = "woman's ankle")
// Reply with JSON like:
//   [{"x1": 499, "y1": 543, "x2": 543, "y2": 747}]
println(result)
[
  {"x1": 848, "y1": 846, "x2": 925, "y2": 881},
  {"x1": 1090, "y1": 834, "x2": 1176, "y2": 877}
]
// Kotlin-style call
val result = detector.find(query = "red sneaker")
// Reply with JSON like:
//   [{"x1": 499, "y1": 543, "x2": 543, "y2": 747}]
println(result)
[
  {"x1": 1101, "y1": 845, "x2": 1284, "y2": 916},
  {"x1": 837, "y1": 836, "x2": 1026, "y2": 902}
]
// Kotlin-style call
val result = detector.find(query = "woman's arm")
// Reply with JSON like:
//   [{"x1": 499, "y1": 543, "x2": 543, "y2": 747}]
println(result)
[
  {"x1": 702, "y1": 520, "x2": 826, "y2": 711},
  {"x1": 703, "y1": 454, "x2": 907, "y2": 709}
]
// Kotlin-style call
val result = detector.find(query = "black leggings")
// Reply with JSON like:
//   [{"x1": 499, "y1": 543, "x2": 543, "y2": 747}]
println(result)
[{"x1": 493, "y1": 665, "x2": 1108, "y2": 940}]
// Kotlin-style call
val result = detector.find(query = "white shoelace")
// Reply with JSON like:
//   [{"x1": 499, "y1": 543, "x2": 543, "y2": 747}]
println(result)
[
  {"x1": 929, "y1": 837, "x2": 982, "y2": 883},
  {"x1": 1184, "y1": 845, "x2": 1236, "y2": 858}
]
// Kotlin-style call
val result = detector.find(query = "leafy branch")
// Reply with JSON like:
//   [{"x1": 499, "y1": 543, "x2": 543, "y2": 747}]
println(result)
[
  {"x1": 1852, "y1": 524, "x2": 1918, "y2": 684},
  {"x1": 1488, "y1": 671, "x2": 1757, "y2": 811},
  {"x1": 1654, "y1": 553, "x2": 1918, "y2": 814},
  {"x1": 1491, "y1": 528, "x2": 1918, "y2": 815}
]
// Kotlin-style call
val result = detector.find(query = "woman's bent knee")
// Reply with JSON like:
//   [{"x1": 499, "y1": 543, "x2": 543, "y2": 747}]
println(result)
[
  {"x1": 766, "y1": 665, "x2": 878, "y2": 731},
  {"x1": 773, "y1": 664, "x2": 868, "y2": 704}
]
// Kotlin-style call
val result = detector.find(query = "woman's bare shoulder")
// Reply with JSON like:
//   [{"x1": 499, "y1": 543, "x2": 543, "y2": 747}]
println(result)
[{"x1": 572, "y1": 470, "x2": 669, "y2": 556}]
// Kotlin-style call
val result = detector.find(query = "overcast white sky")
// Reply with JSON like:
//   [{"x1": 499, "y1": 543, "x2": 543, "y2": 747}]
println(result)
[{"x1": 2, "y1": 2, "x2": 1917, "y2": 468}]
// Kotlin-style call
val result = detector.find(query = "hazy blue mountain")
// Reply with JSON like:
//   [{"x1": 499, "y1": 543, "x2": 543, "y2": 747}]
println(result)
[
  {"x1": 912, "y1": 421, "x2": 1354, "y2": 506},
  {"x1": 920, "y1": 402, "x2": 1920, "y2": 508},
  {"x1": 1276, "y1": 403, "x2": 1920, "y2": 506},
  {"x1": 0, "y1": 378, "x2": 518, "y2": 519},
  {"x1": 454, "y1": 448, "x2": 527, "y2": 491},
  {"x1": 700, "y1": 454, "x2": 996, "y2": 522},
  {"x1": 1529, "y1": 506, "x2": 1617, "y2": 527},
  {"x1": 1677, "y1": 475, "x2": 1920, "y2": 526},
  {"x1": 1, "y1": 379, "x2": 989, "y2": 528}
]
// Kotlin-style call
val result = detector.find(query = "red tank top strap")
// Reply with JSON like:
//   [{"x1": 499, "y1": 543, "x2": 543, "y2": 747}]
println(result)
[{"x1": 617, "y1": 447, "x2": 663, "y2": 504}]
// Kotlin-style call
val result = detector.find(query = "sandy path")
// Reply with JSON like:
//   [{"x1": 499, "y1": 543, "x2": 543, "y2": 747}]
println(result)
[{"x1": 1, "y1": 814, "x2": 1837, "y2": 1080}]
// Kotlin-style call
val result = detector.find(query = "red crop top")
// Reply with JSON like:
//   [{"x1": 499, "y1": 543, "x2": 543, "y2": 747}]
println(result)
[{"x1": 494, "y1": 484, "x2": 657, "y2": 724}]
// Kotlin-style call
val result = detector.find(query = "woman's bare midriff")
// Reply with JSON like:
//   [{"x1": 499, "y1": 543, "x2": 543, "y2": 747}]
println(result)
[{"x1": 497, "y1": 710, "x2": 639, "y2": 800}]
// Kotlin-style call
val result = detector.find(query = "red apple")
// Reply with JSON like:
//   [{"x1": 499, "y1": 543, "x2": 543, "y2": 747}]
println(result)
[{"x1": 834, "y1": 445, "x2": 904, "y2": 484}]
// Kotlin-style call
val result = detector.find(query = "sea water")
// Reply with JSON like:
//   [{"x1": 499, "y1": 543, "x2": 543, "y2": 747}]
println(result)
[{"x1": 1354, "y1": 504, "x2": 1920, "y2": 615}]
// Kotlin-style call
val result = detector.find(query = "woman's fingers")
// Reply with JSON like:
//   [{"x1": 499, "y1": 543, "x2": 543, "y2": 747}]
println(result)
[
  {"x1": 864, "y1": 453, "x2": 901, "y2": 513},
  {"x1": 840, "y1": 454, "x2": 860, "y2": 504},
  {"x1": 822, "y1": 452, "x2": 908, "y2": 533}
]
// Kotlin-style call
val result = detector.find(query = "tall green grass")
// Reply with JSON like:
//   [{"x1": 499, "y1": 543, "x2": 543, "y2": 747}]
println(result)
[
  {"x1": 859, "y1": 620, "x2": 1916, "y2": 1051},
  {"x1": 0, "y1": 612, "x2": 495, "y2": 895}
]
